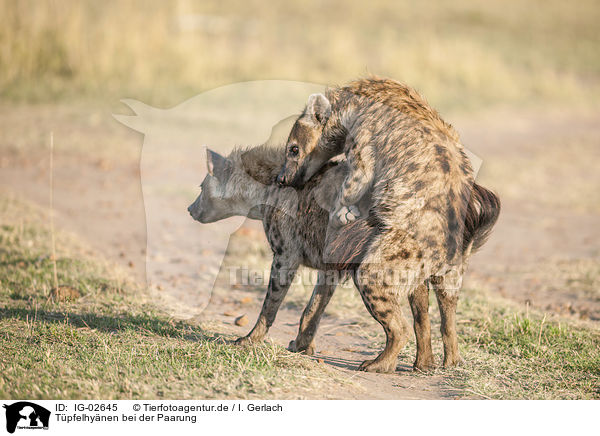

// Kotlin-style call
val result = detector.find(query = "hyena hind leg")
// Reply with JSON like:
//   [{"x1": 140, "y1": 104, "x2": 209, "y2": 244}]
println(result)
[
  {"x1": 354, "y1": 276, "x2": 410, "y2": 373},
  {"x1": 430, "y1": 274, "x2": 465, "y2": 368},
  {"x1": 409, "y1": 283, "x2": 435, "y2": 371}
]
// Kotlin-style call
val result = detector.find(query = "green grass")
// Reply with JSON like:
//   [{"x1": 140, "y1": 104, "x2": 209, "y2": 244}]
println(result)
[
  {"x1": 448, "y1": 288, "x2": 600, "y2": 399},
  {"x1": 0, "y1": 193, "x2": 351, "y2": 399}
]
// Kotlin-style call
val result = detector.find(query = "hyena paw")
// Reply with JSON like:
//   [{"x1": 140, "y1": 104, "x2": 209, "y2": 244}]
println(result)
[
  {"x1": 358, "y1": 358, "x2": 397, "y2": 373},
  {"x1": 287, "y1": 339, "x2": 316, "y2": 356},
  {"x1": 332, "y1": 205, "x2": 360, "y2": 226},
  {"x1": 413, "y1": 356, "x2": 436, "y2": 373},
  {"x1": 442, "y1": 354, "x2": 465, "y2": 368},
  {"x1": 234, "y1": 336, "x2": 255, "y2": 346}
]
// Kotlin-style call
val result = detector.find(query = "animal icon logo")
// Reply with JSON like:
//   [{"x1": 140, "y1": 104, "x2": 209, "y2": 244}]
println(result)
[
  {"x1": 3, "y1": 402, "x2": 51, "y2": 433},
  {"x1": 113, "y1": 80, "x2": 482, "y2": 319}
]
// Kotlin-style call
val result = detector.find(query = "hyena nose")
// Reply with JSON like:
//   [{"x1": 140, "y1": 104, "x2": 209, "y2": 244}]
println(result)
[
  {"x1": 187, "y1": 204, "x2": 193, "y2": 214},
  {"x1": 276, "y1": 171, "x2": 286, "y2": 186}
]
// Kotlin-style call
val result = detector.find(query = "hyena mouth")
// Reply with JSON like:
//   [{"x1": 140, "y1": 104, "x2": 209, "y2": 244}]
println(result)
[
  {"x1": 277, "y1": 165, "x2": 305, "y2": 188},
  {"x1": 287, "y1": 165, "x2": 306, "y2": 188}
]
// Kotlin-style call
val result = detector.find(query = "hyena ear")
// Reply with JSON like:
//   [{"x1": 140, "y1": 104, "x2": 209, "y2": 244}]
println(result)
[
  {"x1": 206, "y1": 148, "x2": 233, "y2": 181},
  {"x1": 306, "y1": 93, "x2": 331, "y2": 125}
]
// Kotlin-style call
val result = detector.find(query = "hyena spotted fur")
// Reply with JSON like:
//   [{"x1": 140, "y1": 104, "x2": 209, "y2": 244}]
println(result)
[
  {"x1": 188, "y1": 141, "x2": 500, "y2": 372},
  {"x1": 278, "y1": 77, "x2": 498, "y2": 371}
]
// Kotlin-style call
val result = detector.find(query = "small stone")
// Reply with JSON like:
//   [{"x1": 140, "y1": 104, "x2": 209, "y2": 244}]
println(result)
[
  {"x1": 223, "y1": 310, "x2": 238, "y2": 317},
  {"x1": 239, "y1": 296, "x2": 253, "y2": 305},
  {"x1": 317, "y1": 358, "x2": 324, "y2": 364},
  {"x1": 128, "y1": 261, "x2": 134, "y2": 268},
  {"x1": 235, "y1": 315, "x2": 249, "y2": 327}
]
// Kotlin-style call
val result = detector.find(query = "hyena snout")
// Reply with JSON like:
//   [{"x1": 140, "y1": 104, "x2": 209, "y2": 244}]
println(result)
[
  {"x1": 276, "y1": 168, "x2": 287, "y2": 185},
  {"x1": 187, "y1": 195, "x2": 204, "y2": 222},
  {"x1": 276, "y1": 164, "x2": 301, "y2": 187}
]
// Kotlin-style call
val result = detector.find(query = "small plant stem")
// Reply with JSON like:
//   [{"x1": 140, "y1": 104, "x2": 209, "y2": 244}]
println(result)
[{"x1": 50, "y1": 132, "x2": 58, "y2": 291}]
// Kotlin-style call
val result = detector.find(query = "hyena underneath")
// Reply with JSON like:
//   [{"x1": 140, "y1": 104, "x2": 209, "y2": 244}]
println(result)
[
  {"x1": 188, "y1": 143, "x2": 500, "y2": 372},
  {"x1": 278, "y1": 77, "x2": 497, "y2": 371}
]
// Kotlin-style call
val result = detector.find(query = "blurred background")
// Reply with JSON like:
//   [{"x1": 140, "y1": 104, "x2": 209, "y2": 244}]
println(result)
[
  {"x1": 1, "y1": 0, "x2": 599, "y2": 320},
  {"x1": 1, "y1": 0, "x2": 599, "y2": 111}
]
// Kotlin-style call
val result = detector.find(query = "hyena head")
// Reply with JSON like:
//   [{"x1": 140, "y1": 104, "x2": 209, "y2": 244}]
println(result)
[
  {"x1": 188, "y1": 148, "x2": 264, "y2": 223},
  {"x1": 277, "y1": 93, "x2": 333, "y2": 187}
]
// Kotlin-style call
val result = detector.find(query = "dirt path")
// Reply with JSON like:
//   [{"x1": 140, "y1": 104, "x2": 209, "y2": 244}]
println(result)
[
  {"x1": 196, "y1": 283, "x2": 457, "y2": 399},
  {"x1": 1, "y1": 104, "x2": 598, "y2": 399}
]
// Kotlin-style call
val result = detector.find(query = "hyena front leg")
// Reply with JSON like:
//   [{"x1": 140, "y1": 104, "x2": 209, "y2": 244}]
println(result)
[
  {"x1": 288, "y1": 270, "x2": 339, "y2": 355},
  {"x1": 331, "y1": 141, "x2": 375, "y2": 227},
  {"x1": 235, "y1": 256, "x2": 299, "y2": 346},
  {"x1": 409, "y1": 283, "x2": 435, "y2": 371},
  {"x1": 430, "y1": 274, "x2": 465, "y2": 368}
]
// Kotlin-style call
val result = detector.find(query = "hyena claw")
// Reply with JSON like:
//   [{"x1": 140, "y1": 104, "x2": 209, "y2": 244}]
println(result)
[{"x1": 332, "y1": 205, "x2": 360, "y2": 226}]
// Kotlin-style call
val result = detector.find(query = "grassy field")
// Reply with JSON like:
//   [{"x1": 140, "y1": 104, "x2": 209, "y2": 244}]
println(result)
[
  {"x1": 0, "y1": 193, "x2": 351, "y2": 399},
  {"x1": 1, "y1": 0, "x2": 599, "y2": 112},
  {"x1": 1, "y1": 191, "x2": 598, "y2": 399},
  {"x1": 448, "y1": 288, "x2": 600, "y2": 399}
]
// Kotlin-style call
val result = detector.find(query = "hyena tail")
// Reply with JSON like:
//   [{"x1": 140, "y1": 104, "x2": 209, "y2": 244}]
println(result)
[
  {"x1": 325, "y1": 219, "x2": 379, "y2": 270},
  {"x1": 463, "y1": 183, "x2": 501, "y2": 254}
]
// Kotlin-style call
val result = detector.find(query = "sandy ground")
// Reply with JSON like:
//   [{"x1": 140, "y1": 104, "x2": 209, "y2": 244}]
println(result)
[{"x1": 1, "y1": 103, "x2": 598, "y2": 399}]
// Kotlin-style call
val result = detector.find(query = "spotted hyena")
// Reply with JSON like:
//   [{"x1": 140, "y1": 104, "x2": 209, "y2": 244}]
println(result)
[
  {"x1": 277, "y1": 77, "x2": 500, "y2": 371},
  {"x1": 188, "y1": 140, "x2": 499, "y2": 371}
]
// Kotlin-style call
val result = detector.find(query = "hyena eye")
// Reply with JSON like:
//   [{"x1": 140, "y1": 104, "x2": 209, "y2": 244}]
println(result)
[{"x1": 289, "y1": 145, "x2": 299, "y2": 157}]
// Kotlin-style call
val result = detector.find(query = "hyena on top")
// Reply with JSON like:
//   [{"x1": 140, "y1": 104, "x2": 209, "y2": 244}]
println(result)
[
  {"x1": 277, "y1": 77, "x2": 499, "y2": 371},
  {"x1": 188, "y1": 142, "x2": 500, "y2": 372}
]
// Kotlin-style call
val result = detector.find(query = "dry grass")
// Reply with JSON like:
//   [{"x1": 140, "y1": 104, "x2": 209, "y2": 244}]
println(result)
[
  {"x1": 1, "y1": 0, "x2": 599, "y2": 111},
  {"x1": 448, "y1": 288, "x2": 600, "y2": 399}
]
